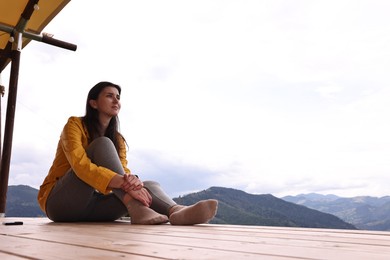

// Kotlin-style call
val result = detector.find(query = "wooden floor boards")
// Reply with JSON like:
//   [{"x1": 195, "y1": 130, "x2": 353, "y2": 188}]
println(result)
[{"x1": 1, "y1": 218, "x2": 389, "y2": 259}]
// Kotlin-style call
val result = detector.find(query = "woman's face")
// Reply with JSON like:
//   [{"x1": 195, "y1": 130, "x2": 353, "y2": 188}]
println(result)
[{"x1": 90, "y1": 86, "x2": 121, "y2": 118}]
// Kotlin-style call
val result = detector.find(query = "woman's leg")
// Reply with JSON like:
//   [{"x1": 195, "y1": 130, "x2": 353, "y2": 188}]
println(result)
[
  {"x1": 46, "y1": 169, "x2": 121, "y2": 222},
  {"x1": 144, "y1": 181, "x2": 218, "y2": 225},
  {"x1": 46, "y1": 137, "x2": 128, "y2": 221},
  {"x1": 46, "y1": 137, "x2": 167, "y2": 224},
  {"x1": 86, "y1": 137, "x2": 167, "y2": 224}
]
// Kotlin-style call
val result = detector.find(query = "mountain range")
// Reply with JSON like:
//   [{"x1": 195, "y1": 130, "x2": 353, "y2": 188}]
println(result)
[
  {"x1": 174, "y1": 186, "x2": 355, "y2": 229},
  {"x1": 282, "y1": 193, "x2": 390, "y2": 231},
  {"x1": 3, "y1": 185, "x2": 377, "y2": 230},
  {"x1": 5, "y1": 185, "x2": 45, "y2": 217}
]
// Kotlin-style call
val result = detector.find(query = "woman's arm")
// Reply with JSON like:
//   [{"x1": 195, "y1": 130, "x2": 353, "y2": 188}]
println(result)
[
  {"x1": 108, "y1": 174, "x2": 143, "y2": 190},
  {"x1": 61, "y1": 117, "x2": 118, "y2": 193},
  {"x1": 109, "y1": 174, "x2": 151, "y2": 207}
]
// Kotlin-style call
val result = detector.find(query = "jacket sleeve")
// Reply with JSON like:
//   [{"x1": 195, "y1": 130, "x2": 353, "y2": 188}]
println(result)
[{"x1": 60, "y1": 117, "x2": 117, "y2": 194}]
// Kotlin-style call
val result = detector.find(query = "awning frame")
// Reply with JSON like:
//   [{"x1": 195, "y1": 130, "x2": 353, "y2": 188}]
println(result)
[{"x1": 0, "y1": 0, "x2": 76, "y2": 215}]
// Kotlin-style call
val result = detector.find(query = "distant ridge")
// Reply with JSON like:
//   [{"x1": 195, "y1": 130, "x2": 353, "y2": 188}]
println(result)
[
  {"x1": 282, "y1": 193, "x2": 390, "y2": 231},
  {"x1": 5, "y1": 185, "x2": 45, "y2": 217},
  {"x1": 173, "y1": 187, "x2": 356, "y2": 229}
]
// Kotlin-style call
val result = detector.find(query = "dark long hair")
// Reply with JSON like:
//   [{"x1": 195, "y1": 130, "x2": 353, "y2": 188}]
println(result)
[{"x1": 82, "y1": 81, "x2": 125, "y2": 152}]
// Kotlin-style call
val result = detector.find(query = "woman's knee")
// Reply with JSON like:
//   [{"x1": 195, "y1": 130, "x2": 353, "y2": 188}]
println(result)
[
  {"x1": 88, "y1": 136, "x2": 114, "y2": 150},
  {"x1": 87, "y1": 137, "x2": 116, "y2": 160}
]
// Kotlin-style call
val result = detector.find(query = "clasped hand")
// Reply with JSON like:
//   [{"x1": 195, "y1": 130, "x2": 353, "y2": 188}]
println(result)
[{"x1": 121, "y1": 174, "x2": 152, "y2": 207}]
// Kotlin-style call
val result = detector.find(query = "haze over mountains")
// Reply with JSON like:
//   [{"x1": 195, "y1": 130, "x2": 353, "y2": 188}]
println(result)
[
  {"x1": 282, "y1": 193, "x2": 390, "y2": 231},
  {"x1": 5, "y1": 185, "x2": 390, "y2": 231}
]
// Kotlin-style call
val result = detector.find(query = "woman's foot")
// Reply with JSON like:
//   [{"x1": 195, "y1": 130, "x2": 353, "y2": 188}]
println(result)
[
  {"x1": 126, "y1": 198, "x2": 168, "y2": 225},
  {"x1": 169, "y1": 199, "x2": 218, "y2": 225}
]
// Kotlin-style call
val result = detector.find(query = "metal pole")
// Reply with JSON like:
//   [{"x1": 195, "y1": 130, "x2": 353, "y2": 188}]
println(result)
[
  {"x1": 0, "y1": 0, "x2": 76, "y2": 215},
  {"x1": 0, "y1": 76, "x2": 3, "y2": 217},
  {"x1": 0, "y1": 32, "x2": 22, "y2": 215},
  {"x1": 0, "y1": 0, "x2": 39, "y2": 216}
]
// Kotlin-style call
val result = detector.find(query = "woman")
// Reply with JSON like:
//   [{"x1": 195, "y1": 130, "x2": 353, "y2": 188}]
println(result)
[{"x1": 37, "y1": 81, "x2": 218, "y2": 225}]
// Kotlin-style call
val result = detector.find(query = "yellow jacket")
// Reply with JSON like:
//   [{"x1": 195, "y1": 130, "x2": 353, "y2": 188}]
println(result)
[{"x1": 37, "y1": 116, "x2": 131, "y2": 213}]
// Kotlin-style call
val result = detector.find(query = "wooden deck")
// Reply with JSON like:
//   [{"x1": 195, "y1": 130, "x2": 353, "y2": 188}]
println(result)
[{"x1": 1, "y1": 218, "x2": 390, "y2": 259}]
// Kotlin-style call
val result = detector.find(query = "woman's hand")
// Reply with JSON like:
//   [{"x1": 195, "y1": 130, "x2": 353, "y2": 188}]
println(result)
[
  {"x1": 120, "y1": 174, "x2": 151, "y2": 206},
  {"x1": 128, "y1": 188, "x2": 152, "y2": 207},
  {"x1": 121, "y1": 174, "x2": 143, "y2": 191}
]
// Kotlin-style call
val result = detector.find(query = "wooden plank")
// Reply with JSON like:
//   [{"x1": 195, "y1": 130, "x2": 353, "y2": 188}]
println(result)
[
  {"x1": 2, "y1": 218, "x2": 390, "y2": 260},
  {"x1": 0, "y1": 236, "x2": 157, "y2": 260},
  {"x1": 1, "y1": 237, "x2": 290, "y2": 259},
  {"x1": 0, "y1": 251, "x2": 28, "y2": 260},
  {"x1": 156, "y1": 225, "x2": 390, "y2": 246},
  {"x1": 4, "y1": 220, "x2": 389, "y2": 259},
  {"x1": 27, "y1": 220, "x2": 390, "y2": 249},
  {"x1": 2, "y1": 230, "x2": 285, "y2": 259}
]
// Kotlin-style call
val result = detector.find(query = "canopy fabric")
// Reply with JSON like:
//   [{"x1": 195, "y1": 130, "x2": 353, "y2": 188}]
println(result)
[{"x1": 0, "y1": 0, "x2": 70, "y2": 72}]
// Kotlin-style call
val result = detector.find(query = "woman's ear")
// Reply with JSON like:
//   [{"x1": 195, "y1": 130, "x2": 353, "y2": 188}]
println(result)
[{"x1": 89, "y1": 99, "x2": 98, "y2": 109}]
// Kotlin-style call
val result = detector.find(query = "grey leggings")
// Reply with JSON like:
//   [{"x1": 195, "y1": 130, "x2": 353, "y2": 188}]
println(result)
[{"x1": 45, "y1": 137, "x2": 128, "y2": 222}]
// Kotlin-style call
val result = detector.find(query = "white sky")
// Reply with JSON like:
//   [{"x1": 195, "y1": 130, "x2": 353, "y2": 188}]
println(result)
[{"x1": 1, "y1": 0, "x2": 390, "y2": 198}]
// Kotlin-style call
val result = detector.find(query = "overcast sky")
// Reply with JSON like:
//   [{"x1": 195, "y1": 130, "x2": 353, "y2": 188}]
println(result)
[{"x1": 2, "y1": 0, "x2": 390, "y2": 198}]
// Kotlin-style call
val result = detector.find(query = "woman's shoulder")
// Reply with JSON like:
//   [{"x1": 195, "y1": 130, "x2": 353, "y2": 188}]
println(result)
[
  {"x1": 66, "y1": 116, "x2": 83, "y2": 124},
  {"x1": 63, "y1": 116, "x2": 84, "y2": 130},
  {"x1": 62, "y1": 116, "x2": 87, "y2": 136}
]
